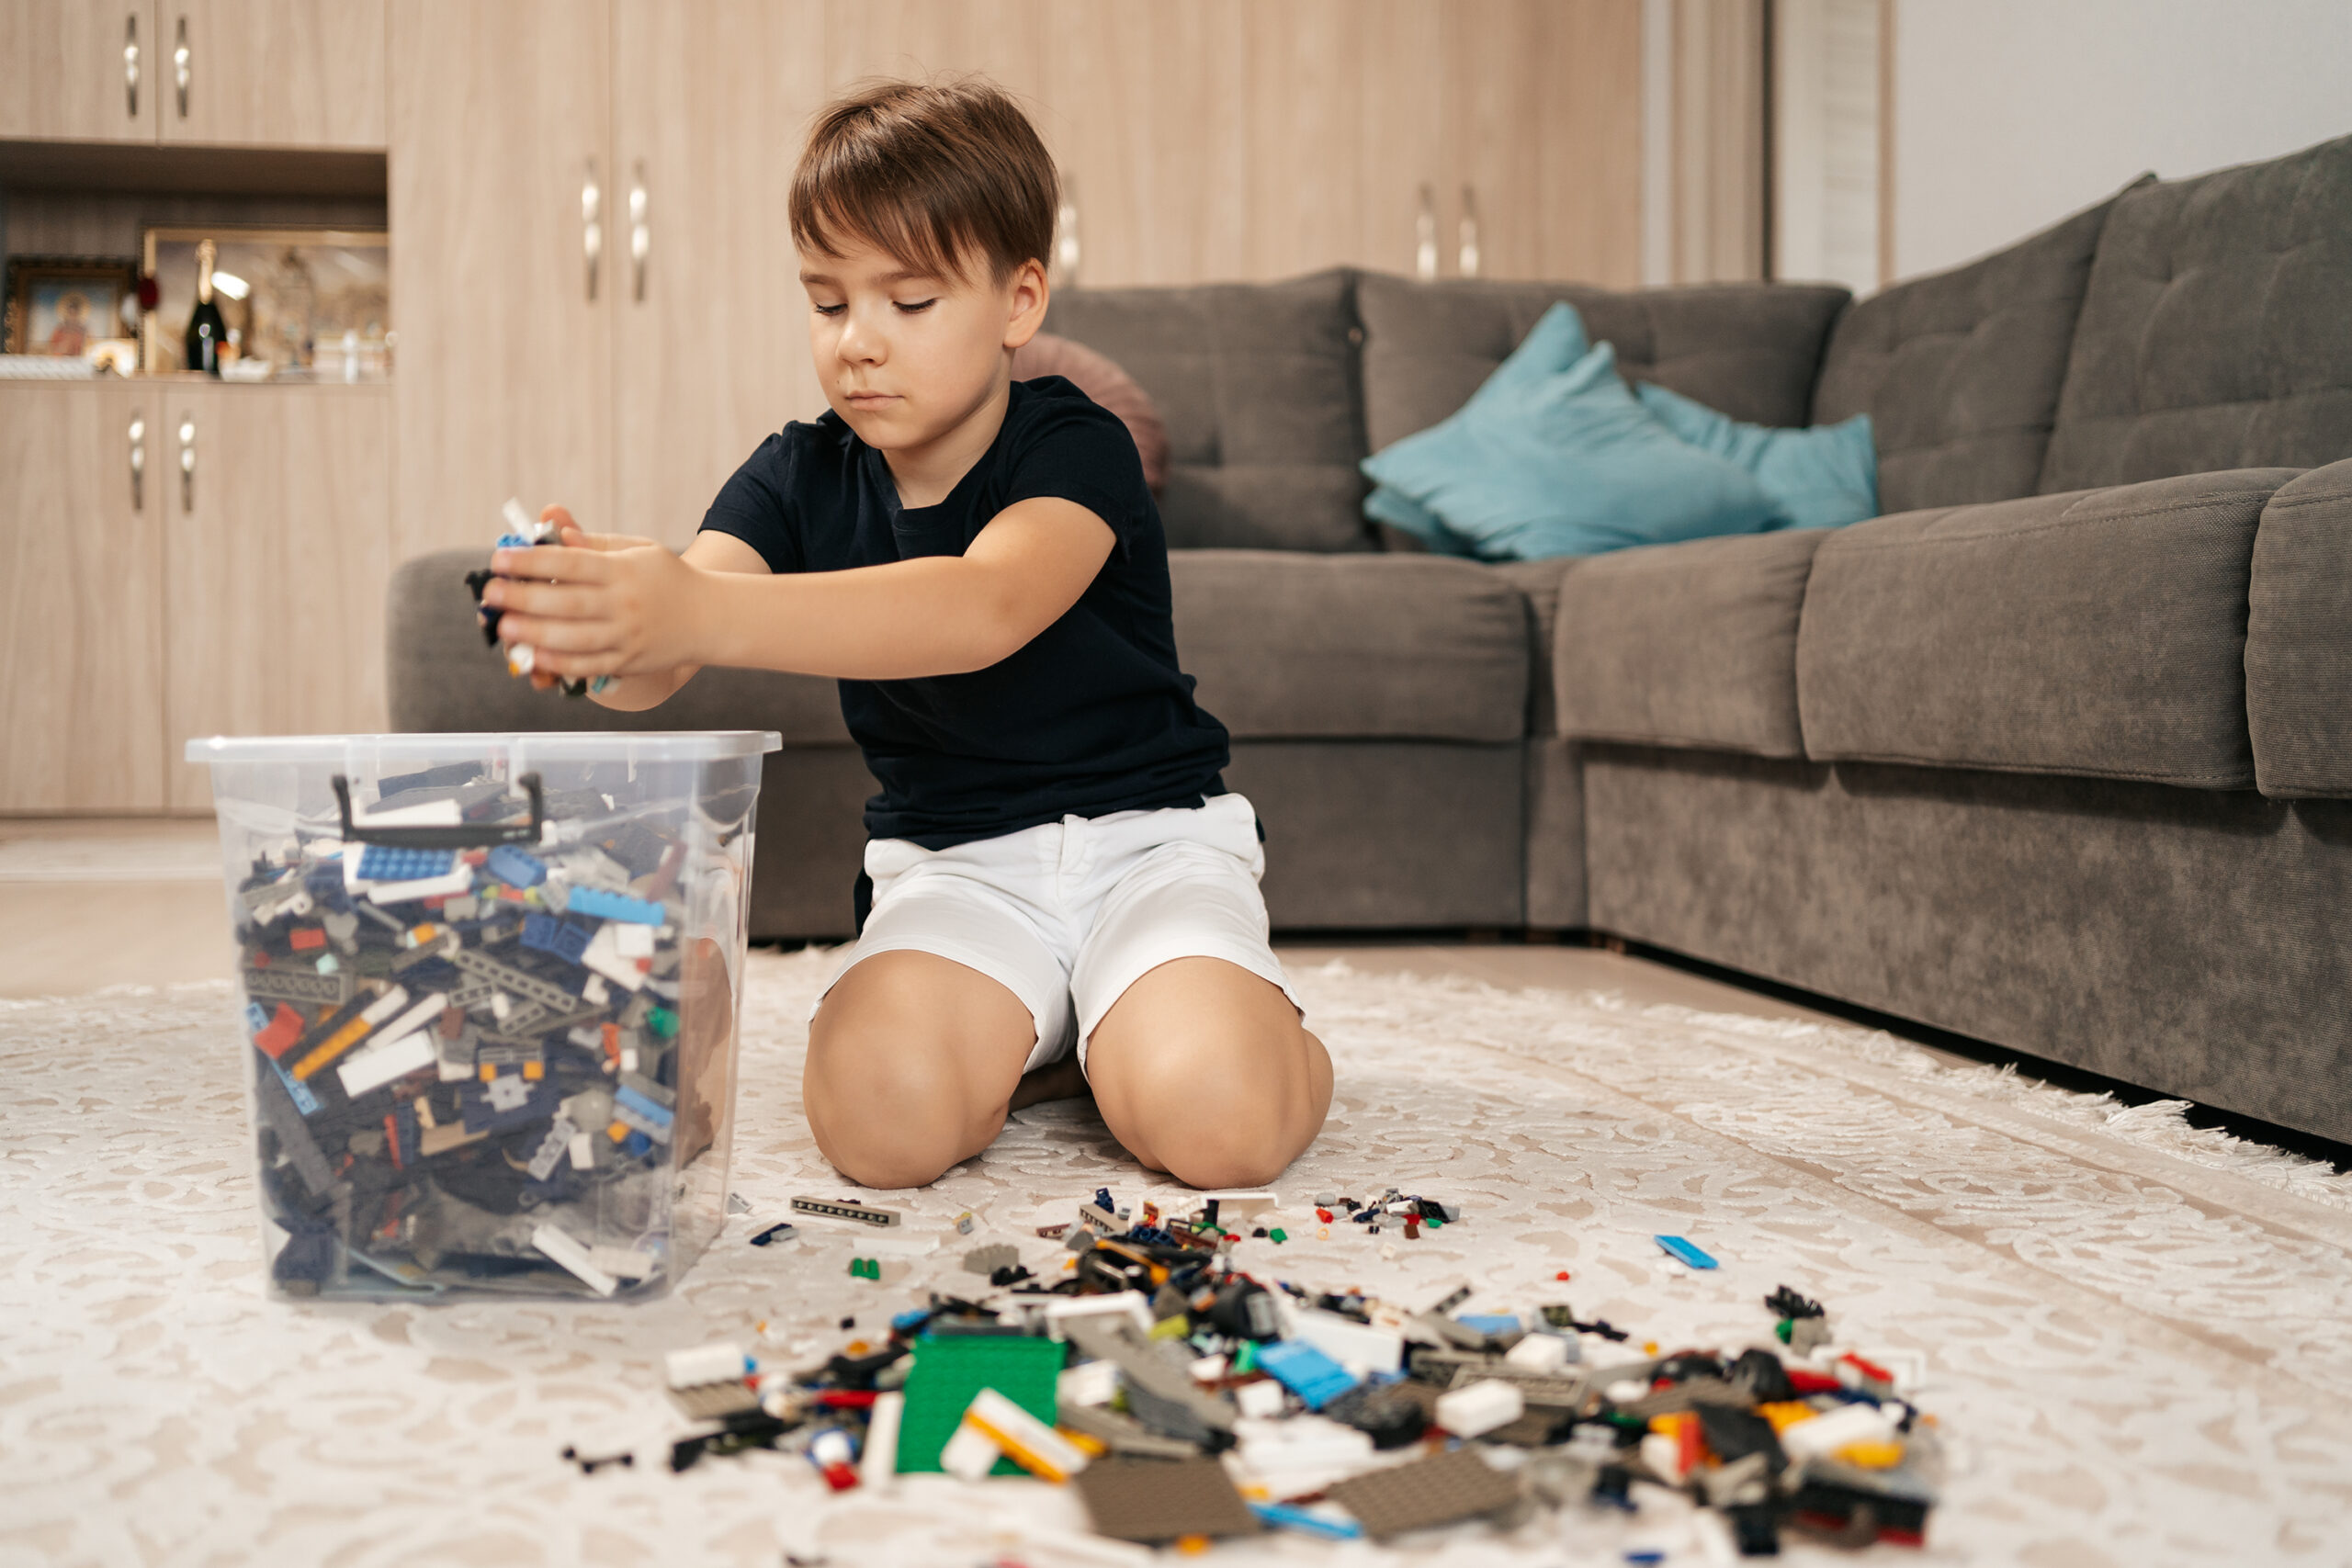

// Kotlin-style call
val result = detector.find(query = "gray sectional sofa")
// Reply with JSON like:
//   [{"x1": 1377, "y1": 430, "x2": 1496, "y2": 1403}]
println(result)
[{"x1": 389, "y1": 133, "x2": 2352, "y2": 1145}]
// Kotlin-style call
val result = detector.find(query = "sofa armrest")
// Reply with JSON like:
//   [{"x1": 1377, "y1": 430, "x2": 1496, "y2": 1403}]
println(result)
[{"x1": 2247, "y1": 458, "x2": 2352, "y2": 797}]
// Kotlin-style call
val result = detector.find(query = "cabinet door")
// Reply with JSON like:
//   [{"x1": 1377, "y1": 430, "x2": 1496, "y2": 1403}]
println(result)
[
  {"x1": 162, "y1": 385, "x2": 390, "y2": 809},
  {"x1": 0, "y1": 382, "x2": 168, "y2": 811},
  {"x1": 390, "y1": 0, "x2": 612, "y2": 560},
  {"x1": 158, "y1": 0, "x2": 386, "y2": 149},
  {"x1": 0, "y1": 0, "x2": 158, "y2": 142},
  {"x1": 611, "y1": 0, "x2": 829, "y2": 548}
]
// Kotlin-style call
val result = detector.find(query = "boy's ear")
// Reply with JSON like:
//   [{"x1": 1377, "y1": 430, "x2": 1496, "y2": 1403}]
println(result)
[{"x1": 1001, "y1": 257, "x2": 1049, "y2": 352}]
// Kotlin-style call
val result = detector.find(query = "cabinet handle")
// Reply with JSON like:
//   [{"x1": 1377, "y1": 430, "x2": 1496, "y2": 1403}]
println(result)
[
  {"x1": 1458, "y1": 184, "x2": 1482, "y2": 278},
  {"x1": 628, "y1": 162, "x2": 650, "y2": 303},
  {"x1": 582, "y1": 159, "x2": 603, "y2": 303},
  {"x1": 1415, "y1": 184, "x2": 1439, "y2": 280},
  {"x1": 128, "y1": 413, "x2": 146, "y2": 512},
  {"x1": 123, "y1": 13, "x2": 140, "y2": 119},
  {"x1": 173, "y1": 15, "x2": 189, "y2": 119},
  {"x1": 177, "y1": 413, "x2": 196, "y2": 513}
]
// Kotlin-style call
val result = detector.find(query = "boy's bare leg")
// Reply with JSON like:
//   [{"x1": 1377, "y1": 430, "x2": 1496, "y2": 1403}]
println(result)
[
  {"x1": 1084, "y1": 958, "x2": 1333, "y2": 1190},
  {"x1": 802, "y1": 950, "x2": 1037, "y2": 1189}
]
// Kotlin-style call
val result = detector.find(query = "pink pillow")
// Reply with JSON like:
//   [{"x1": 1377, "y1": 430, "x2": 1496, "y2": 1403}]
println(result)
[{"x1": 1012, "y1": 332, "x2": 1170, "y2": 494}]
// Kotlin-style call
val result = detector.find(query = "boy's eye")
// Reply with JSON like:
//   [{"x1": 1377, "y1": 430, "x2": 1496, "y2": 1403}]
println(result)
[
  {"x1": 894, "y1": 299, "x2": 938, "y2": 314},
  {"x1": 812, "y1": 302, "x2": 846, "y2": 317}
]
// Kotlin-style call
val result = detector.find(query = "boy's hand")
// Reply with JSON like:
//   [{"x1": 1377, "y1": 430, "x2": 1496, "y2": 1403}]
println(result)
[{"x1": 481, "y1": 505, "x2": 708, "y2": 681}]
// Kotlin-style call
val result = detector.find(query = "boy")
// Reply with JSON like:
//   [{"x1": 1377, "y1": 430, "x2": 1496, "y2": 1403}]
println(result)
[{"x1": 476, "y1": 77, "x2": 1332, "y2": 1192}]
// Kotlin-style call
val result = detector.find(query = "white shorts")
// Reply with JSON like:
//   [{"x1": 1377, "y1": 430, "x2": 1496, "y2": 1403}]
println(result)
[{"x1": 812, "y1": 792, "x2": 1301, "y2": 1074}]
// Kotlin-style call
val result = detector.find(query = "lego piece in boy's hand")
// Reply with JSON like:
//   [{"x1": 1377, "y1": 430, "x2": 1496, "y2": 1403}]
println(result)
[{"x1": 462, "y1": 497, "x2": 590, "y2": 697}]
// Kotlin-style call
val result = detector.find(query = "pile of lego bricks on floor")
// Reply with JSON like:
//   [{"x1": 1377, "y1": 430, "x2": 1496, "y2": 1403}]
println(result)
[
  {"x1": 238, "y1": 761, "x2": 704, "y2": 1299},
  {"x1": 623, "y1": 1189, "x2": 1940, "y2": 1555}
]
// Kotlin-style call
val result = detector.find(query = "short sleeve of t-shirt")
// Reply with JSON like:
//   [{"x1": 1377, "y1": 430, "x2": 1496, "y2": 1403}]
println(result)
[
  {"x1": 1001, "y1": 386, "x2": 1154, "y2": 558},
  {"x1": 699, "y1": 431, "x2": 803, "y2": 573}
]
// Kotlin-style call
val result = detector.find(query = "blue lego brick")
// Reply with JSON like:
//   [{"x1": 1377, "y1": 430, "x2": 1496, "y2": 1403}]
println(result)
[
  {"x1": 494, "y1": 531, "x2": 535, "y2": 548},
  {"x1": 561, "y1": 886, "x2": 665, "y2": 925},
  {"x1": 622, "y1": 1129, "x2": 653, "y2": 1158},
  {"x1": 521, "y1": 911, "x2": 594, "y2": 964},
  {"x1": 1655, "y1": 1235, "x2": 1719, "y2": 1269},
  {"x1": 486, "y1": 844, "x2": 546, "y2": 888},
  {"x1": 613, "y1": 1084, "x2": 673, "y2": 1144},
  {"x1": 265, "y1": 1052, "x2": 321, "y2": 1116},
  {"x1": 1257, "y1": 1339, "x2": 1359, "y2": 1410},
  {"x1": 1460, "y1": 1314, "x2": 1522, "y2": 1337},
  {"x1": 1250, "y1": 1501, "x2": 1362, "y2": 1540},
  {"x1": 356, "y1": 844, "x2": 458, "y2": 883},
  {"x1": 245, "y1": 1000, "x2": 269, "y2": 1033},
  {"x1": 458, "y1": 1077, "x2": 556, "y2": 1135}
]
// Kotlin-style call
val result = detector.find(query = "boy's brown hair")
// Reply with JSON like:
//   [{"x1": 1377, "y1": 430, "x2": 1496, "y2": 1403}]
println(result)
[{"x1": 790, "y1": 75, "x2": 1057, "y2": 286}]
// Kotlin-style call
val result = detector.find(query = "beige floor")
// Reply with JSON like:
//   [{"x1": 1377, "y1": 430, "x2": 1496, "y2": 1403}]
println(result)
[{"x1": 0, "y1": 818, "x2": 1951, "y2": 1058}]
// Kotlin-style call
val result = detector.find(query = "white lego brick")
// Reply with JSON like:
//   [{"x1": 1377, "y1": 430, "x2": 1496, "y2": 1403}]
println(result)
[
  {"x1": 365, "y1": 866, "x2": 475, "y2": 904},
  {"x1": 585, "y1": 1247, "x2": 657, "y2": 1281},
  {"x1": 1233, "y1": 1379, "x2": 1286, "y2": 1419},
  {"x1": 567, "y1": 1131, "x2": 594, "y2": 1170},
  {"x1": 1435, "y1": 1378, "x2": 1525, "y2": 1438},
  {"x1": 862, "y1": 1391, "x2": 903, "y2": 1489},
  {"x1": 614, "y1": 921, "x2": 655, "y2": 958},
  {"x1": 532, "y1": 1224, "x2": 616, "y2": 1296},
  {"x1": 1045, "y1": 1292, "x2": 1154, "y2": 1342},
  {"x1": 580, "y1": 921, "x2": 647, "y2": 991},
  {"x1": 665, "y1": 1341, "x2": 749, "y2": 1388},
  {"x1": 1777, "y1": 1402, "x2": 1895, "y2": 1461},
  {"x1": 1505, "y1": 1332, "x2": 1573, "y2": 1374},
  {"x1": 336, "y1": 1030, "x2": 437, "y2": 1098},
  {"x1": 1197, "y1": 1190, "x2": 1279, "y2": 1221},
  {"x1": 1057, "y1": 1359, "x2": 1119, "y2": 1408},
  {"x1": 964, "y1": 1387, "x2": 1089, "y2": 1483},
  {"x1": 939, "y1": 1420, "x2": 1000, "y2": 1483},
  {"x1": 1289, "y1": 1308, "x2": 1405, "y2": 1376},
  {"x1": 1188, "y1": 1354, "x2": 1227, "y2": 1384}
]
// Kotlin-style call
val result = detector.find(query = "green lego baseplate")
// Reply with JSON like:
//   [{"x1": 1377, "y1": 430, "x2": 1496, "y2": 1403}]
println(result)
[{"x1": 893, "y1": 1332, "x2": 1065, "y2": 1477}]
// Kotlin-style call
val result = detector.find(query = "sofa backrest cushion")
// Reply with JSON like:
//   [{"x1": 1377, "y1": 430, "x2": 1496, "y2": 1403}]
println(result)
[
  {"x1": 1812, "y1": 181, "x2": 2138, "y2": 513},
  {"x1": 2040, "y1": 134, "x2": 2352, "y2": 492},
  {"x1": 1042, "y1": 268, "x2": 1371, "y2": 552},
  {"x1": 1357, "y1": 273, "x2": 1849, "y2": 456}
]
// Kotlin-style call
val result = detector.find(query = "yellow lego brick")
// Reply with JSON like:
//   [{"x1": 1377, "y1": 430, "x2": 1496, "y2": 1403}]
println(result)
[
  {"x1": 523, "y1": 1061, "x2": 544, "y2": 1080},
  {"x1": 1836, "y1": 1440, "x2": 1905, "y2": 1469},
  {"x1": 1757, "y1": 1401, "x2": 1817, "y2": 1433},
  {"x1": 480, "y1": 1064, "x2": 497, "y2": 1083}
]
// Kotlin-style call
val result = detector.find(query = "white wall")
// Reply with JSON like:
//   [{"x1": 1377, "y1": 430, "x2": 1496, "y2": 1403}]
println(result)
[{"x1": 1892, "y1": 0, "x2": 2352, "y2": 281}]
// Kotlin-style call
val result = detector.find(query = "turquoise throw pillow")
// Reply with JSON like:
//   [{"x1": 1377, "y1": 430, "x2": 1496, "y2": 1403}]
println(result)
[
  {"x1": 1634, "y1": 381, "x2": 1879, "y2": 528},
  {"x1": 1360, "y1": 299, "x2": 1589, "y2": 554},
  {"x1": 1360, "y1": 342, "x2": 1781, "y2": 560}
]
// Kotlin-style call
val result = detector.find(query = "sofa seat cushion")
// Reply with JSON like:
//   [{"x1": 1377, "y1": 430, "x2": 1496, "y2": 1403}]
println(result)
[
  {"x1": 2041, "y1": 134, "x2": 2352, "y2": 493},
  {"x1": 2246, "y1": 458, "x2": 2352, "y2": 797},
  {"x1": 1553, "y1": 530, "x2": 1827, "y2": 757},
  {"x1": 1812, "y1": 181, "x2": 2139, "y2": 513},
  {"x1": 1170, "y1": 551, "x2": 1530, "y2": 742},
  {"x1": 1796, "y1": 470, "x2": 2299, "y2": 787},
  {"x1": 1357, "y1": 273, "x2": 1849, "y2": 455},
  {"x1": 1043, "y1": 270, "x2": 1370, "y2": 552},
  {"x1": 386, "y1": 549, "x2": 850, "y2": 743}
]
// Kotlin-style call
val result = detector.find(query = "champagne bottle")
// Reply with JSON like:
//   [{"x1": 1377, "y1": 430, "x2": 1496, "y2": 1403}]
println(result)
[{"x1": 185, "y1": 237, "x2": 226, "y2": 377}]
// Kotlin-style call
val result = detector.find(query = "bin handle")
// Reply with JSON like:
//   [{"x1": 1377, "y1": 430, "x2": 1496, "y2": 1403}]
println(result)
[{"x1": 332, "y1": 773, "x2": 546, "y2": 848}]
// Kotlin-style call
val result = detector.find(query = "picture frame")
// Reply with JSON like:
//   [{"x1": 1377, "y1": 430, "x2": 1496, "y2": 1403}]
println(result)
[
  {"x1": 1, "y1": 254, "x2": 140, "y2": 358},
  {"x1": 141, "y1": 225, "x2": 390, "y2": 378}
]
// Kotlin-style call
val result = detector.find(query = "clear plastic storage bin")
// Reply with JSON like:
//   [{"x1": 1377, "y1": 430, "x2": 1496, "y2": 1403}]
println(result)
[{"x1": 185, "y1": 731, "x2": 781, "y2": 1303}]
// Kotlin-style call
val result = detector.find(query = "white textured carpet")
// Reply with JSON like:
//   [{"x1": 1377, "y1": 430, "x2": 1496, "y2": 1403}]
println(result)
[{"x1": 6, "y1": 950, "x2": 2352, "y2": 1568}]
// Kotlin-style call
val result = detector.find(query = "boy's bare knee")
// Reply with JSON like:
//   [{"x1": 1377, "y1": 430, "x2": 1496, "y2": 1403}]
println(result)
[{"x1": 803, "y1": 1010, "x2": 1012, "y2": 1190}]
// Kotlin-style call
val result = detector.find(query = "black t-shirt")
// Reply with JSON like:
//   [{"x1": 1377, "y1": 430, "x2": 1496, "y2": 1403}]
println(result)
[{"x1": 700, "y1": 376, "x2": 1230, "y2": 849}]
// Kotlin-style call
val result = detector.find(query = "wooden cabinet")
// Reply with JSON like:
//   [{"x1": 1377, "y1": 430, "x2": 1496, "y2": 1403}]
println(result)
[
  {"x1": 610, "y1": 0, "x2": 829, "y2": 547},
  {"x1": 0, "y1": 1, "x2": 158, "y2": 142},
  {"x1": 0, "y1": 382, "x2": 167, "y2": 811},
  {"x1": 160, "y1": 0, "x2": 387, "y2": 150},
  {"x1": 0, "y1": 382, "x2": 383, "y2": 814},
  {"x1": 159, "y1": 384, "x2": 389, "y2": 807},
  {"x1": 0, "y1": 0, "x2": 384, "y2": 149},
  {"x1": 389, "y1": 0, "x2": 612, "y2": 558}
]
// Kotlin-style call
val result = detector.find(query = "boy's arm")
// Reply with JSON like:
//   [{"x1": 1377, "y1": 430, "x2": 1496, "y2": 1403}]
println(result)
[
  {"x1": 482, "y1": 498, "x2": 1115, "y2": 684},
  {"x1": 580, "y1": 528, "x2": 773, "y2": 711}
]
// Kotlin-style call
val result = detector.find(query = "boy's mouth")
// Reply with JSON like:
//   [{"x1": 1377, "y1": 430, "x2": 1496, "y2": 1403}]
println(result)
[{"x1": 845, "y1": 391, "x2": 899, "y2": 409}]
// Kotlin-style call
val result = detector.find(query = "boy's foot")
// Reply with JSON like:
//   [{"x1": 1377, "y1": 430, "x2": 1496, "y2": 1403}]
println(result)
[{"x1": 1008, "y1": 1055, "x2": 1091, "y2": 1111}]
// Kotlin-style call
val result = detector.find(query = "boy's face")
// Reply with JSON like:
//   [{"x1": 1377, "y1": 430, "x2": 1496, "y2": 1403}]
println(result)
[{"x1": 799, "y1": 236, "x2": 1047, "y2": 453}]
